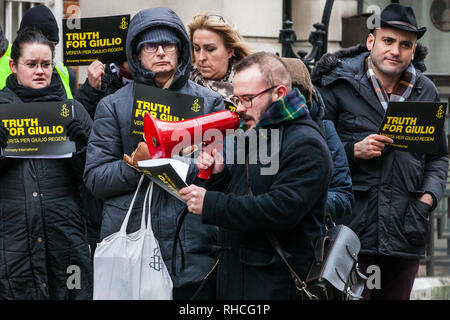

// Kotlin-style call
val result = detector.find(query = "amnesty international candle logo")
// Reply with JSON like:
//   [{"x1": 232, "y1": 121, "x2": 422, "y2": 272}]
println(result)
[
  {"x1": 436, "y1": 105, "x2": 445, "y2": 118},
  {"x1": 131, "y1": 83, "x2": 204, "y2": 136},
  {"x1": 119, "y1": 17, "x2": 129, "y2": 30},
  {"x1": 378, "y1": 101, "x2": 447, "y2": 154},
  {"x1": 61, "y1": 104, "x2": 70, "y2": 117},
  {"x1": 149, "y1": 247, "x2": 162, "y2": 271},
  {"x1": 0, "y1": 101, "x2": 76, "y2": 157},
  {"x1": 191, "y1": 99, "x2": 201, "y2": 113},
  {"x1": 63, "y1": 14, "x2": 130, "y2": 66}
]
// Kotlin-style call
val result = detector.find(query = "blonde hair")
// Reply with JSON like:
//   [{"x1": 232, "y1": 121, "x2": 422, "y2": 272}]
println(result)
[{"x1": 187, "y1": 10, "x2": 251, "y2": 64}]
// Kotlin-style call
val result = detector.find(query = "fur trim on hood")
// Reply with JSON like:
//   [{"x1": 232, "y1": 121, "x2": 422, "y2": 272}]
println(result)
[{"x1": 311, "y1": 42, "x2": 429, "y2": 86}]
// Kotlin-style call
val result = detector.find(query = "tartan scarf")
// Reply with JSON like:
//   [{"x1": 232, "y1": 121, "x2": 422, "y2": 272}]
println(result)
[
  {"x1": 254, "y1": 88, "x2": 309, "y2": 131},
  {"x1": 366, "y1": 56, "x2": 417, "y2": 111}
]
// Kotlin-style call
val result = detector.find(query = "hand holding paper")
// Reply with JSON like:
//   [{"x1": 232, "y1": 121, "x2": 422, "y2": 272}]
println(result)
[
  {"x1": 124, "y1": 141, "x2": 151, "y2": 169},
  {"x1": 87, "y1": 60, "x2": 105, "y2": 90},
  {"x1": 66, "y1": 119, "x2": 88, "y2": 151},
  {"x1": 354, "y1": 134, "x2": 393, "y2": 159},
  {"x1": 179, "y1": 184, "x2": 206, "y2": 215}
]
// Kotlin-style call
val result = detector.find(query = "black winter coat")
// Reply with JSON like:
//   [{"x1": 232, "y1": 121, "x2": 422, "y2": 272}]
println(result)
[
  {"x1": 75, "y1": 64, "x2": 127, "y2": 246},
  {"x1": 312, "y1": 45, "x2": 449, "y2": 259},
  {"x1": 309, "y1": 89, "x2": 353, "y2": 219},
  {"x1": 83, "y1": 7, "x2": 224, "y2": 290},
  {"x1": 202, "y1": 117, "x2": 332, "y2": 299},
  {"x1": 0, "y1": 75, "x2": 93, "y2": 299}
]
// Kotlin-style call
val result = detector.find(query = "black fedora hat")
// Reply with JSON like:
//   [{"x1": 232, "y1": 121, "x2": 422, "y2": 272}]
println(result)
[{"x1": 380, "y1": 3, "x2": 427, "y2": 39}]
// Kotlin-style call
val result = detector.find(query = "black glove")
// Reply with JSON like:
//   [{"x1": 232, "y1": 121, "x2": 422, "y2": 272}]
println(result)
[
  {"x1": 0, "y1": 124, "x2": 8, "y2": 148},
  {"x1": 66, "y1": 119, "x2": 88, "y2": 151}
]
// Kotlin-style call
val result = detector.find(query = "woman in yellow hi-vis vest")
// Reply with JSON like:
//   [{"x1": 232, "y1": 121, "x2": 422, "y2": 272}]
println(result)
[
  {"x1": 0, "y1": 5, "x2": 77, "y2": 98},
  {"x1": 0, "y1": 26, "x2": 12, "y2": 89},
  {"x1": 1, "y1": 43, "x2": 74, "y2": 99}
]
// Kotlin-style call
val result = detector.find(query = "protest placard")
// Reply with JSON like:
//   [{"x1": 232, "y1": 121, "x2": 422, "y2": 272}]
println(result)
[
  {"x1": 63, "y1": 14, "x2": 130, "y2": 66},
  {"x1": 130, "y1": 83, "x2": 204, "y2": 136},
  {"x1": 378, "y1": 101, "x2": 447, "y2": 154},
  {"x1": 0, "y1": 101, "x2": 75, "y2": 158}
]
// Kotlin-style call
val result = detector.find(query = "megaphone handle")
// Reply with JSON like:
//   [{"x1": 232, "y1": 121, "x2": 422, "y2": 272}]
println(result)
[{"x1": 197, "y1": 166, "x2": 213, "y2": 180}]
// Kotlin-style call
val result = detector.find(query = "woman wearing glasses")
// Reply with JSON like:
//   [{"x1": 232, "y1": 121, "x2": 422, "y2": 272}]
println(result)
[
  {"x1": 188, "y1": 11, "x2": 250, "y2": 109},
  {"x1": 84, "y1": 7, "x2": 224, "y2": 300},
  {"x1": 0, "y1": 29, "x2": 93, "y2": 299}
]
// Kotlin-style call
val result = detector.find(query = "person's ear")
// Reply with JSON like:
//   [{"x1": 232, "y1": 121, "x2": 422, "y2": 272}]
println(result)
[
  {"x1": 366, "y1": 33, "x2": 375, "y2": 51},
  {"x1": 273, "y1": 85, "x2": 288, "y2": 100},
  {"x1": 9, "y1": 59, "x2": 16, "y2": 75},
  {"x1": 227, "y1": 48, "x2": 234, "y2": 60}
]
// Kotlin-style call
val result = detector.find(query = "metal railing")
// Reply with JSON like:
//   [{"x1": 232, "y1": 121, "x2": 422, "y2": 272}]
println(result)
[{"x1": 2, "y1": 0, "x2": 47, "y2": 41}]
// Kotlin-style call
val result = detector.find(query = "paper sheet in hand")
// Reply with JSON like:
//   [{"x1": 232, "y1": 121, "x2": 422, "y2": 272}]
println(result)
[{"x1": 137, "y1": 158, "x2": 189, "y2": 202}]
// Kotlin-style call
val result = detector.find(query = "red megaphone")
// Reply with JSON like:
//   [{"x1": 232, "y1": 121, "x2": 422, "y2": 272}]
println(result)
[{"x1": 143, "y1": 110, "x2": 240, "y2": 179}]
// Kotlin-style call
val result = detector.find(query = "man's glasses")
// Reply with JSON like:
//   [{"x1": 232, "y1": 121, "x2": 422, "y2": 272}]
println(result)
[
  {"x1": 193, "y1": 14, "x2": 226, "y2": 23},
  {"x1": 141, "y1": 42, "x2": 177, "y2": 53},
  {"x1": 231, "y1": 85, "x2": 279, "y2": 109},
  {"x1": 17, "y1": 61, "x2": 53, "y2": 71}
]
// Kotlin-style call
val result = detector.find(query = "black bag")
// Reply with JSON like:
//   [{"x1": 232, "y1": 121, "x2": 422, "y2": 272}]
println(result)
[
  {"x1": 267, "y1": 213, "x2": 367, "y2": 300},
  {"x1": 304, "y1": 217, "x2": 367, "y2": 300}
]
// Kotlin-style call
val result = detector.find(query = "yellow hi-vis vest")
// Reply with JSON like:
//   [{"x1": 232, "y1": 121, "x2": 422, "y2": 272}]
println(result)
[
  {"x1": 53, "y1": 61, "x2": 73, "y2": 99},
  {"x1": 0, "y1": 44, "x2": 12, "y2": 90},
  {"x1": 0, "y1": 45, "x2": 73, "y2": 99}
]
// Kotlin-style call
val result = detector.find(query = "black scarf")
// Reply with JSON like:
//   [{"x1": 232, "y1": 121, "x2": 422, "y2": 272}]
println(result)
[{"x1": 5, "y1": 71, "x2": 66, "y2": 102}]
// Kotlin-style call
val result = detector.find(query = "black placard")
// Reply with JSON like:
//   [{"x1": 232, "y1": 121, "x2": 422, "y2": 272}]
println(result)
[
  {"x1": 131, "y1": 83, "x2": 204, "y2": 136},
  {"x1": 63, "y1": 14, "x2": 130, "y2": 66},
  {"x1": 0, "y1": 101, "x2": 75, "y2": 157},
  {"x1": 378, "y1": 101, "x2": 447, "y2": 154}
]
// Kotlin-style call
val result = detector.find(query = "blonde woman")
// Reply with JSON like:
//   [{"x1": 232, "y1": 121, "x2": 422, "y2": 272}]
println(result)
[{"x1": 188, "y1": 11, "x2": 250, "y2": 108}]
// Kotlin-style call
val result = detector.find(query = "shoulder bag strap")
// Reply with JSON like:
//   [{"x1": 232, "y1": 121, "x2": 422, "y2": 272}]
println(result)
[{"x1": 244, "y1": 138, "x2": 317, "y2": 300}]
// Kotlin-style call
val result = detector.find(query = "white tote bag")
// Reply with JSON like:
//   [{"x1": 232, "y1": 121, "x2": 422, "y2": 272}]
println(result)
[{"x1": 93, "y1": 176, "x2": 173, "y2": 300}]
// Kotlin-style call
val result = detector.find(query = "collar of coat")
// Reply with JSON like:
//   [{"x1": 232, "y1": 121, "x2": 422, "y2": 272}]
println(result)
[{"x1": 311, "y1": 42, "x2": 429, "y2": 87}]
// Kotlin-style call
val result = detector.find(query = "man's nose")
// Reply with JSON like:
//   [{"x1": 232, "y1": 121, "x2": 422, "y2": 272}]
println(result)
[
  {"x1": 390, "y1": 44, "x2": 400, "y2": 56},
  {"x1": 236, "y1": 102, "x2": 246, "y2": 114},
  {"x1": 156, "y1": 45, "x2": 166, "y2": 56}
]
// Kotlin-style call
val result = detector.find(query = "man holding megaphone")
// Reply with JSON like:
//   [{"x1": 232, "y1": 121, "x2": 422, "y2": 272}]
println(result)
[
  {"x1": 83, "y1": 7, "x2": 224, "y2": 299},
  {"x1": 179, "y1": 52, "x2": 333, "y2": 300}
]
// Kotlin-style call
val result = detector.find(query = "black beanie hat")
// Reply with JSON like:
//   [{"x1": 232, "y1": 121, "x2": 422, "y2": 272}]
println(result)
[
  {"x1": 18, "y1": 5, "x2": 59, "y2": 43},
  {"x1": 0, "y1": 26, "x2": 9, "y2": 54}
]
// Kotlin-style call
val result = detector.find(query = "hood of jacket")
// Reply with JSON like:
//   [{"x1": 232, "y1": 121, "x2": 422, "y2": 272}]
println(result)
[
  {"x1": 126, "y1": 7, "x2": 191, "y2": 89},
  {"x1": 311, "y1": 42, "x2": 429, "y2": 87}
]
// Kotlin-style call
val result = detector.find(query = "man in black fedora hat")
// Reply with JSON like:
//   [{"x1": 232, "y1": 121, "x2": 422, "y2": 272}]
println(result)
[{"x1": 312, "y1": 3, "x2": 448, "y2": 299}]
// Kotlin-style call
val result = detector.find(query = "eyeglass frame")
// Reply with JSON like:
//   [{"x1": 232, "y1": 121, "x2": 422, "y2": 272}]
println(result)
[
  {"x1": 140, "y1": 42, "x2": 178, "y2": 54},
  {"x1": 231, "y1": 85, "x2": 280, "y2": 109},
  {"x1": 193, "y1": 14, "x2": 226, "y2": 23},
  {"x1": 15, "y1": 61, "x2": 53, "y2": 71}
]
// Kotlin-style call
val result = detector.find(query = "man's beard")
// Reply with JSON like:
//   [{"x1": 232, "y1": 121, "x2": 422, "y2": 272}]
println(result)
[{"x1": 239, "y1": 97, "x2": 274, "y2": 131}]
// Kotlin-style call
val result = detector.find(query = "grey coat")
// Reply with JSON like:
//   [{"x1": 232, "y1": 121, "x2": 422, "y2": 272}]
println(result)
[{"x1": 83, "y1": 7, "x2": 224, "y2": 289}]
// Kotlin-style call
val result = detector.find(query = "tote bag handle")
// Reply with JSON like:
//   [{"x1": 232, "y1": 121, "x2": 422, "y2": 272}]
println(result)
[{"x1": 119, "y1": 174, "x2": 145, "y2": 233}]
